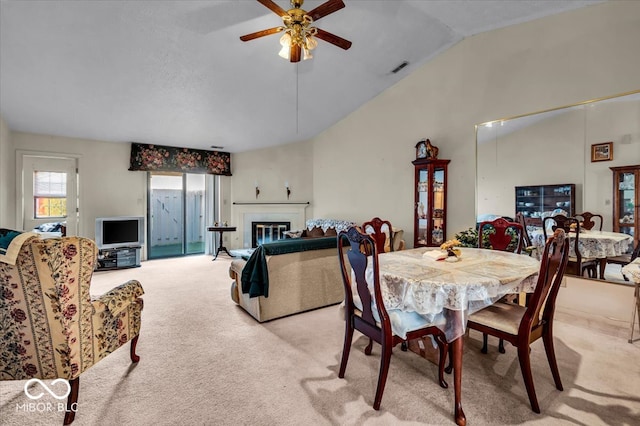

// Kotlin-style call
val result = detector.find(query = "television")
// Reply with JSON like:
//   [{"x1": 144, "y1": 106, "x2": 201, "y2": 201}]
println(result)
[{"x1": 95, "y1": 216, "x2": 145, "y2": 250}]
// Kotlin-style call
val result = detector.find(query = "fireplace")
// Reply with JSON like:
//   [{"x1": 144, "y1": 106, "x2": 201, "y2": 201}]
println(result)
[
  {"x1": 251, "y1": 221, "x2": 291, "y2": 247},
  {"x1": 232, "y1": 203, "x2": 308, "y2": 249}
]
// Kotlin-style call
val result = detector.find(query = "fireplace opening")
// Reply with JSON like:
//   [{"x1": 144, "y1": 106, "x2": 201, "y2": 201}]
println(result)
[{"x1": 251, "y1": 221, "x2": 291, "y2": 247}]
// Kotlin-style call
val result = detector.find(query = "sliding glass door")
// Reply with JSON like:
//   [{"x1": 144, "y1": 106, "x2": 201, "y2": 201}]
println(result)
[{"x1": 148, "y1": 172, "x2": 207, "y2": 258}]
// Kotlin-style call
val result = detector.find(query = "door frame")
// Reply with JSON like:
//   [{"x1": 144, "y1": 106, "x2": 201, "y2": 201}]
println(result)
[
  {"x1": 146, "y1": 172, "x2": 215, "y2": 258},
  {"x1": 16, "y1": 150, "x2": 81, "y2": 234}
]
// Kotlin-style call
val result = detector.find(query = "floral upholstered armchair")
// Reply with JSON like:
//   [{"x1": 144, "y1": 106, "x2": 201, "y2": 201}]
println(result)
[{"x1": 0, "y1": 231, "x2": 144, "y2": 424}]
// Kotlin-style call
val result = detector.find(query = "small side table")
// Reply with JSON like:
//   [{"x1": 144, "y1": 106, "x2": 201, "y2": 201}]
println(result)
[{"x1": 207, "y1": 226, "x2": 236, "y2": 260}]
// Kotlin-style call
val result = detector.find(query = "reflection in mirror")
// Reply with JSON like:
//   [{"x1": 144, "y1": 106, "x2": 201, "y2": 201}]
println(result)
[{"x1": 476, "y1": 91, "x2": 640, "y2": 284}]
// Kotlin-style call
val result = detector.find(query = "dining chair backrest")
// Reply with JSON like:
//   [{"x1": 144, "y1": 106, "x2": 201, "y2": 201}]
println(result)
[
  {"x1": 543, "y1": 215, "x2": 599, "y2": 278},
  {"x1": 362, "y1": 217, "x2": 394, "y2": 254},
  {"x1": 522, "y1": 228, "x2": 570, "y2": 336},
  {"x1": 478, "y1": 217, "x2": 524, "y2": 254},
  {"x1": 515, "y1": 212, "x2": 533, "y2": 248},
  {"x1": 632, "y1": 243, "x2": 640, "y2": 262},
  {"x1": 543, "y1": 215, "x2": 579, "y2": 243},
  {"x1": 338, "y1": 226, "x2": 388, "y2": 331},
  {"x1": 574, "y1": 212, "x2": 603, "y2": 231}
]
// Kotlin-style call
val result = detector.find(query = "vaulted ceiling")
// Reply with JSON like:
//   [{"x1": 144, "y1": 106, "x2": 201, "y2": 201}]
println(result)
[{"x1": 0, "y1": 0, "x2": 602, "y2": 153}]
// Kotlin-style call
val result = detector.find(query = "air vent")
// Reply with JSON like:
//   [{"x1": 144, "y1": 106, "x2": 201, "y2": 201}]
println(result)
[
  {"x1": 210, "y1": 145, "x2": 224, "y2": 150},
  {"x1": 391, "y1": 61, "x2": 409, "y2": 74}
]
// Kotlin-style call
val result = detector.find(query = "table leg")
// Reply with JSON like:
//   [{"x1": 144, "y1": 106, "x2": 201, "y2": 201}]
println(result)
[
  {"x1": 452, "y1": 335, "x2": 466, "y2": 426},
  {"x1": 213, "y1": 231, "x2": 224, "y2": 260},
  {"x1": 598, "y1": 258, "x2": 607, "y2": 279},
  {"x1": 630, "y1": 282, "x2": 640, "y2": 343},
  {"x1": 443, "y1": 308, "x2": 467, "y2": 426}
]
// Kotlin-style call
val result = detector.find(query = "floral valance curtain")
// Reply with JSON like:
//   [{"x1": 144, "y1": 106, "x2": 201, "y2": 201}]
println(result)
[{"x1": 128, "y1": 143, "x2": 232, "y2": 175}]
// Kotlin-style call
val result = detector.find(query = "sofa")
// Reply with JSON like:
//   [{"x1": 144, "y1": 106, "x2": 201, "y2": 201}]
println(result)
[{"x1": 229, "y1": 219, "x2": 353, "y2": 322}]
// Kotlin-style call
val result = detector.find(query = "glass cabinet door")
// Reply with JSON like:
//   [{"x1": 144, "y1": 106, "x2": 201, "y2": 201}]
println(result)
[
  {"x1": 416, "y1": 168, "x2": 429, "y2": 245},
  {"x1": 413, "y1": 159, "x2": 449, "y2": 247},
  {"x1": 432, "y1": 167, "x2": 445, "y2": 244},
  {"x1": 615, "y1": 171, "x2": 636, "y2": 241}
]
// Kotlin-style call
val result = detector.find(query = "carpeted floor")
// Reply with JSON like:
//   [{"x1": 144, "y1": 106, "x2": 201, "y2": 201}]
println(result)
[{"x1": 1, "y1": 255, "x2": 639, "y2": 425}]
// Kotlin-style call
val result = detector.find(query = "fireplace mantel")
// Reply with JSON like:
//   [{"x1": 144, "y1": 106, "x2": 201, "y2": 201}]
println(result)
[
  {"x1": 231, "y1": 203, "x2": 309, "y2": 249},
  {"x1": 233, "y1": 202, "x2": 310, "y2": 205}
]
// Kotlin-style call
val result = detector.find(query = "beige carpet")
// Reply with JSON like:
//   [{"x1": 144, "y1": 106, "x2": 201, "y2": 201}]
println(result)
[{"x1": 1, "y1": 255, "x2": 639, "y2": 425}]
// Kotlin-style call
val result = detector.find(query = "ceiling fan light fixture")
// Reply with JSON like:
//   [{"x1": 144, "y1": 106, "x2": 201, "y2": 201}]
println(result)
[
  {"x1": 302, "y1": 48, "x2": 312, "y2": 60},
  {"x1": 278, "y1": 32, "x2": 292, "y2": 58},
  {"x1": 240, "y1": 0, "x2": 351, "y2": 63}
]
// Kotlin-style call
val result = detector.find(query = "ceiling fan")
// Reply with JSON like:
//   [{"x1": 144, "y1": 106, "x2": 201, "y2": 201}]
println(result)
[{"x1": 239, "y1": 0, "x2": 352, "y2": 62}]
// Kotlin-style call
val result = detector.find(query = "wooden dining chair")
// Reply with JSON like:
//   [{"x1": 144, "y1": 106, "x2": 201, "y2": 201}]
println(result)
[
  {"x1": 477, "y1": 217, "x2": 525, "y2": 353},
  {"x1": 478, "y1": 217, "x2": 524, "y2": 254},
  {"x1": 543, "y1": 215, "x2": 598, "y2": 278},
  {"x1": 337, "y1": 226, "x2": 449, "y2": 410},
  {"x1": 574, "y1": 211, "x2": 603, "y2": 231},
  {"x1": 362, "y1": 217, "x2": 394, "y2": 254},
  {"x1": 516, "y1": 212, "x2": 538, "y2": 257},
  {"x1": 467, "y1": 228, "x2": 570, "y2": 413},
  {"x1": 607, "y1": 243, "x2": 640, "y2": 281}
]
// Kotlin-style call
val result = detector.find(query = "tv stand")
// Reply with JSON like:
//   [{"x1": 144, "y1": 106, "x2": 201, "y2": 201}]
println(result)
[{"x1": 96, "y1": 246, "x2": 141, "y2": 270}]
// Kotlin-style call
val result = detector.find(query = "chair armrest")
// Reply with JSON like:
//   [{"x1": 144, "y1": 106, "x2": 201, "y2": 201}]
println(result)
[{"x1": 93, "y1": 280, "x2": 144, "y2": 315}]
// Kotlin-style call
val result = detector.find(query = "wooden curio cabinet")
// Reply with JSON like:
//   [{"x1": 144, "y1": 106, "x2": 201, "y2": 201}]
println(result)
[
  {"x1": 412, "y1": 158, "x2": 450, "y2": 247},
  {"x1": 611, "y1": 165, "x2": 639, "y2": 249}
]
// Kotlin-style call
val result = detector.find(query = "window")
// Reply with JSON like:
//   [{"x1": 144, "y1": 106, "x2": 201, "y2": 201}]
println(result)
[{"x1": 34, "y1": 171, "x2": 67, "y2": 218}]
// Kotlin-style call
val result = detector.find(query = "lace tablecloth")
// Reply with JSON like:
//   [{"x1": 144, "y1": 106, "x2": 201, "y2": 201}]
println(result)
[
  {"x1": 368, "y1": 247, "x2": 539, "y2": 341},
  {"x1": 530, "y1": 228, "x2": 632, "y2": 259}
]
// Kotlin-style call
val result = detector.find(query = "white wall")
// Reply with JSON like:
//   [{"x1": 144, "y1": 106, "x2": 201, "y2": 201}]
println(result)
[
  {"x1": 228, "y1": 139, "x2": 314, "y2": 248},
  {"x1": 0, "y1": 115, "x2": 14, "y2": 227},
  {"x1": 310, "y1": 1, "x2": 640, "y2": 246},
  {"x1": 10, "y1": 132, "x2": 147, "y2": 239}
]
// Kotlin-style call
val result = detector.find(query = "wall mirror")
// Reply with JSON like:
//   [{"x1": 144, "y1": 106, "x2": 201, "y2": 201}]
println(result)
[{"x1": 476, "y1": 90, "x2": 640, "y2": 284}]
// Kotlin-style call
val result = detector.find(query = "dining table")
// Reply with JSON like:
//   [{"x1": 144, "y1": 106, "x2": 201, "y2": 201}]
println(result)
[
  {"x1": 370, "y1": 246, "x2": 540, "y2": 426},
  {"x1": 622, "y1": 258, "x2": 640, "y2": 343},
  {"x1": 529, "y1": 228, "x2": 633, "y2": 279}
]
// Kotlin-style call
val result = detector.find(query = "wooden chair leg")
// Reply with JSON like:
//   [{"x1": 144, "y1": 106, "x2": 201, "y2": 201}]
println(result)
[
  {"x1": 481, "y1": 333, "x2": 489, "y2": 354},
  {"x1": 542, "y1": 329, "x2": 563, "y2": 391},
  {"x1": 130, "y1": 335, "x2": 140, "y2": 363},
  {"x1": 364, "y1": 338, "x2": 374, "y2": 355},
  {"x1": 434, "y1": 334, "x2": 449, "y2": 388},
  {"x1": 498, "y1": 338, "x2": 506, "y2": 353},
  {"x1": 373, "y1": 341, "x2": 392, "y2": 410},
  {"x1": 445, "y1": 344, "x2": 453, "y2": 374},
  {"x1": 63, "y1": 377, "x2": 79, "y2": 425},
  {"x1": 338, "y1": 319, "x2": 354, "y2": 378},
  {"x1": 517, "y1": 344, "x2": 540, "y2": 413}
]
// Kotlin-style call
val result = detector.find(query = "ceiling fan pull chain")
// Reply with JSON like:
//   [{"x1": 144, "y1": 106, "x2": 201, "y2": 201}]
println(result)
[{"x1": 296, "y1": 63, "x2": 299, "y2": 134}]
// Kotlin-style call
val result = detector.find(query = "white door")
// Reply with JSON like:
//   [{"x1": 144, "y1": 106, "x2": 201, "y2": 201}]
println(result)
[{"x1": 21, "y1": 155, "x2": 78, "y2": 235}]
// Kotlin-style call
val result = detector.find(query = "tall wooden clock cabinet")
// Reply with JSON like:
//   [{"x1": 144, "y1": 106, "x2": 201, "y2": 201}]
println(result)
[
  {"x1": 412, "y1": 157, "x2": 450, "y2": 247},
  {"x1": 611, "y1": 164, "x2": 639, "y2": 249}
]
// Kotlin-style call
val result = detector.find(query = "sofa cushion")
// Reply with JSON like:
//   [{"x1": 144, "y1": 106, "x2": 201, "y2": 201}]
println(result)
[
  {"x1": 324, "y1": 228, "x2": 337, "y2": 237},
  {"x1": 306, "y1": 226, "x2": 326, "y2": 238}
]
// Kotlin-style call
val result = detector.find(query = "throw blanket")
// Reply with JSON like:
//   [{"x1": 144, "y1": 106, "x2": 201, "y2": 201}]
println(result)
[
  {"x1": 0, "y1": 229, "x2": 39, "y2": 265},
  {"x1": 241, "y1": 237, "x2": 339, "y2": 298}
]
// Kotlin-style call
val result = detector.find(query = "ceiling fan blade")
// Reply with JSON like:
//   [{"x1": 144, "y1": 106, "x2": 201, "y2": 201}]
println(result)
[
  {"x1": 257, "y1": 0, "x2": 288, "y2": 17},
  {"x1": 240, "y1": 27, "x2": 283, "y2": 42},
  {"x1": 307, "y1": 0, "x2": 345, "y2": 21},
  {"x1": 314, "y1": 28, "x2": 352, "y2": 50},
  {"x1": 290, "y1": 44, "x2": 301, "y2": 62}
]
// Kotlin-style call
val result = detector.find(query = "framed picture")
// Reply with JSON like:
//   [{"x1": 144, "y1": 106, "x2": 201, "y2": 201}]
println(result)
[{"x1": 591, "y1": 142, "x2": 613, "y2": 162}]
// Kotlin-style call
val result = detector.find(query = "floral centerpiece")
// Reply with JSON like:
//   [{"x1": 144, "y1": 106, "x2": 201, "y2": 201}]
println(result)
[{"x1": 440, "y1": 239, "x2": 462, "y2": 258}]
